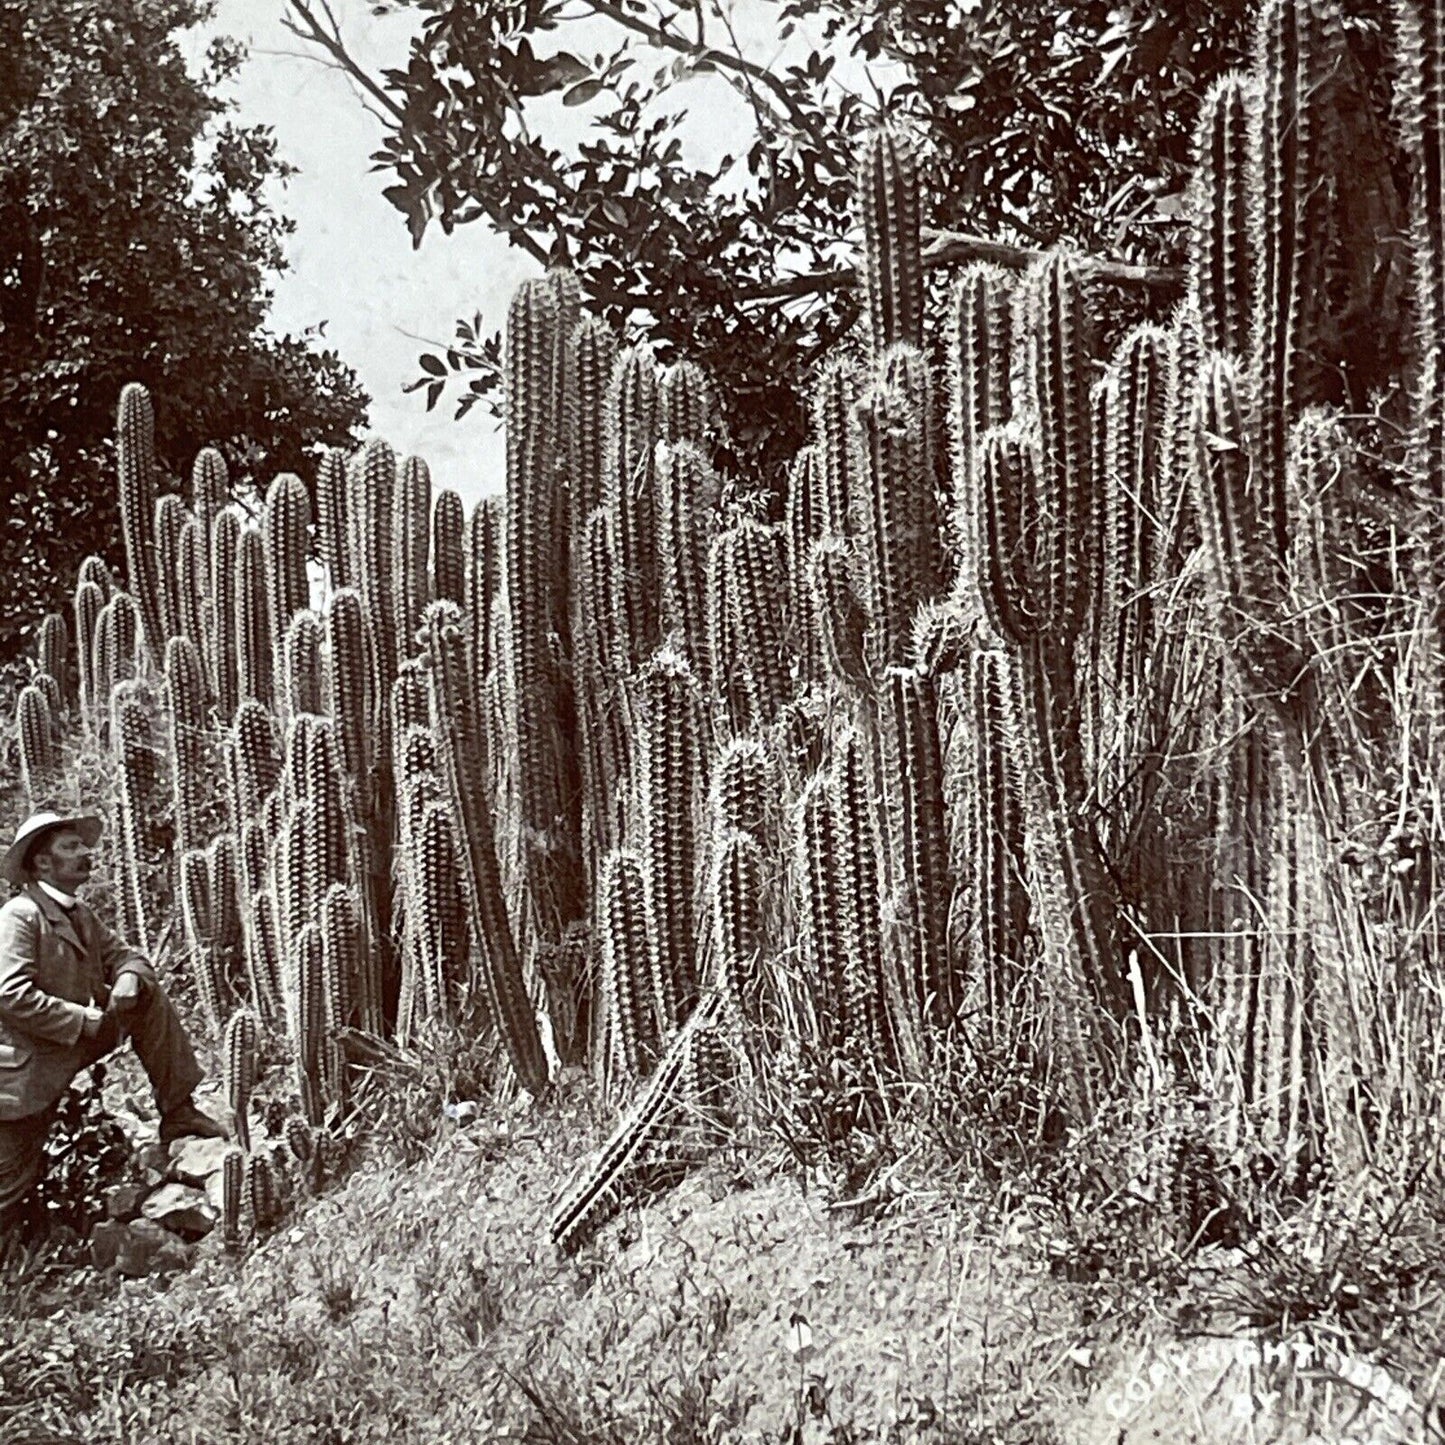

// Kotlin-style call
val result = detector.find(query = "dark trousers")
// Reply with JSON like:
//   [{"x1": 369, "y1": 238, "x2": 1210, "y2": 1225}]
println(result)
[{"x1": 0, "y1": 982, "x2": 203, "y2": 1219}]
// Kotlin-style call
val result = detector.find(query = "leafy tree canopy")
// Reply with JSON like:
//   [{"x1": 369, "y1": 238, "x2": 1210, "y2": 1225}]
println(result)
[
  {"x1": 286, "y1": 0, "x2": 1313, "y2": 486},
  {"x1": 0, "y1": 0, "x2": 370, "y2": 657}
]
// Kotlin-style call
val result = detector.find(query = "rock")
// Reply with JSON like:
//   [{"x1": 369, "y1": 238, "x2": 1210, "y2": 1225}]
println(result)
[
  {"x1": 95, "y1": 1219, "x2": 192, "y2": 1277},
  {"x1": 134, "y1": 1143, "x2": 168, "y2": 1177},
  {"x1": 90, "y1": 1219, "x2": 128, "y2": 1270},
  {"x1": 142, "y1": 1182, "x2": 216, "y2": 1240},
  {"x1": 104, "y1": 1181, "x2": 149, "y2": 1222},
  {"x1": 168, "y1": 1136, "x2": 232, "y2": 1186}
]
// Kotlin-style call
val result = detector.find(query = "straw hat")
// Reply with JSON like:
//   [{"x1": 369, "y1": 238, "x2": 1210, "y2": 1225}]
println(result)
[{"x1": 1, "y1": 812, "x2": 103, "y2": 886}]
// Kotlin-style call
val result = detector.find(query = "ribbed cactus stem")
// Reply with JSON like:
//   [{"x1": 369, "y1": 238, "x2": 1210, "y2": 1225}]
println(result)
[
  {"x1": 393, "y1": 455, "x2": 432, "y2": 665},
  {"x1": 947, "y1": 263, "x2": 1014, "y2": 617},
  {"x1": 603, "y1": 343, "x2": 663, "y2": 664},
  {"x1": 315, "y1": 449, "x2": 350, "y2": 591},
  {"x1": 222, "y1": 1147, "x2": 244, "y2": 1245},
  {"x1": 859, "y1": 123, "x2": 924, "y2": 351},
  {"x1": 155, "y1": 492, "x2": 188, "y2": 644},
  {"x1": 235, "y1": 526, "x2": 274, "y2": 708},
  {"x1": 598, "y1": 848, "x2": 662, "y2": 1080},
  {"x1": 708, "y1": 522, "x2": 793, "y2": 734},
  {"x1": 636, "y1": 646, "x2": 705, "y2": 1031},
  {"x1": 16, "y1": 684, "x2": 59, "y2": 803},
  {"x1": 36, "y1": 613, "x2": 68, "y2": 711},
  {"x1": 320, "y1": 883, "x2": 361, "y2": 1038},
  {"x1": 806, "y1": 536, "x2": 870, "y2": 689},
  {"x1": 1192, "y1": 74, "x2": 1256, "y2": 360},
  {"x1": 113, "y1": 693, "x2": 151, "y2": 952},
  {"x1": 852, "y1": 347, "x2": 946, "y2": 669},
  {"x1": 165, "y1": 635, "x2": 209, "y2": 856},
  {"x1": 413, "y1": 801, "x2": 468, "y2": 1023},
  {"x1": 352, "y1": 438, "x2": 399, "y2": 705},
  {"x1": 263, "y1": 474, "x2": 312, "y2": 668},
  {"x1": 465, "y1": 497, "x2": 503, "y2": 689},
  {"x1": 550, "y1": 990, "x2": 723, "y2": 1254},
  {"x1": 117, "y1": 383, "x2": 164, "y2": 661},
  {"x1": 74, "y1": 580, "x2": 103, "y2": 728},
  {"x1": 565, "y1": 314, "x2": 619, "y2": 524},
  {"x1": 225, "y1": 1011, "x2": 260, "y2": 1156},
  {"x1": 324, "y1": 589, "x2": 374, "y2": 783},
  {"x1": 181, "y1": 846, "x2": 223, "y2": 1035},
  {"x1": 293, "y1": 921, "x2": 325, "y2": 1126},
  {"x1": 1024, "y1": 254, "x2": 1097, "y2": 638},
  {"x1": 282, "y1": 610, "x2": 325, "y2": 719},
  {"x1": 796, "y1": 774, "x2": 855, "y2": 1051},
  {"x1": 230, "y1": 698, "x2": 280, "y2": 825},
  {"x1": 190, "y1": 447, "x2": 228, "y2": 580},
  {"x1": 966, "y1": 649, "x2": 1033, "y2": 1035},
  {"x1": 210, "y1": 508, "x2": 242, "y2": 721},
  {"x1": 813, "y1": 359, "x2": 858, "y2": 535},
  {"x1": 1251, "y1": 0, "x2": 1342, "y2": 554},
  {"x1": 424, "y1": 601, "x2": 549, "y2": 1094},
  {"x1": 710, "y1": 830, "x2": 767, "y2": 1030},
  {"x1": 882, "y1": 668, "x2": 957, "y2": 1033},
  {"x1": 246, "y1": 1149, "x2": 280, "y2": 1233},
  {"x1": 657, "y1": 441, "x2": 722, "y2": 672},
  {"x1": 660, "y1": 360, "x2": 716, "y2": 445},
  {"x1": 431, "y1": 488, "x2": 466, "y2": 605}
]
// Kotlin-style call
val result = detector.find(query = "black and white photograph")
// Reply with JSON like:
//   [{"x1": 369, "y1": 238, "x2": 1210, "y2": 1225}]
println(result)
[{"x1": 0, "y1": 0, "x2": 1439, "y2": 1439}]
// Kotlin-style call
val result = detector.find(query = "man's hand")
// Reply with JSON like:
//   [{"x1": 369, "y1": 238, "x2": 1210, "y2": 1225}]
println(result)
[{"x1": 110, "y1": 972, "x2": 145, "y2": 1017}]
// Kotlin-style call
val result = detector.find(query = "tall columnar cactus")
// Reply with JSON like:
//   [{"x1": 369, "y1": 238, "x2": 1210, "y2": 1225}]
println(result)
[
  {"x1": 635, "y1": 646, "x2": 705, "y2": 1031},
  {"x1": 946, "y1": 263, "x2": 1014, "y2": 613},
  {"x1": 74, "y1": 579, "x2": 103, "y2": 727},
  {"x1": 859, "y1": 122, "x2": 924, "y2": 352},
  {"x1": 598, "y1": 848, "x2": 662, "y2": 1083},
  {"x1": 230, "y1": 698, "x2": 280, "y2": 825},
  {"x1": 235, "y1": 526, "x2": 274, "y2": 709},
  {"x1": 165, "y1": 635, "x2": 210, "y2": 856},
  {"x1": 431, "y1": 488, "x2": 466, "y2": 605},
  {"x1": 315, "y1": 449, "x2": 350, "y2": 591},
  {"x1": 465, "y1": 497, "x2": 503, "y2": 691},
  {"x1": 222, "y1": 1147, "x2": 245, "y2": 1245},
  {"x1": 551, "y1": 987, "x2": 725, "y2": 1255},
  {"x1": 660, "y1": 361, "x2": 716, "y2": 445},
  {"x1": 506, "y1": 278, "x2": 587, "y2": 1032},
  {"x1": 1191, "y1": 74, "x2": 1256, "y2": 361},
  {"x1": 710, "y1": 829, "x2": 768, "y2": 1032},
  {"x1": 813, "y1": 359, "x2": 857, "y2": 536},
  {"x1": 795, "y1": 773, "x2": 857, "y2": 1051},
  {"x1": 16, "y1": 683, "x2": 59, "y2": 803},
  {"x1": 411, "y1": 800, "x2": 469, "y2": 1024},
  {"x1": 352, "y1": 438, "x2": 399, "y2": 709},
  {"x1": 208, "y1": 831, "x2": 240, "y2": 958},
  {"x1": 210, "y1": 509, "x2": 242, "y2": 721},
  {"x1": 830, "y1": 721, "x2": 897, "y2": 1064},
  {"x1": 576, "y1": 506, "x2": 634, "y2": 872},
  {"x1": 325, "y1": 589, "x2": 374, "y2": 784},
  {"x1": 711, "y1": 735, "x2": 774, "y2": 844},
  {"x1": 707, "y1": 521, "x2": 793, "y2": 735},
  {"x1": 963, "y1": 648, "x2": 1033, "y2": 1040},
  {"x1": 292, "y1": 921, "x2": 325, "y2": 1126},
  {"x1": 190, "y1": 447, "x2": 228, "y2": 579},
  {"x1": 117, "y1": 383, "x2": 163, "y2": 661},
  {"x1": 1190, "y1": 353, "x2": 1305, "y2": 705},
  {"x1": 881, "y1": 668, "x2": 957, "y2": 1034},
  {"x1": 1251, "y1": 0, "x2": 1342, "y2": 553},
  {"x1": 424, "y1": 601, "x2": 549, "y2": 1094},
  {"x1": 283, "y1": 610, "x2": 325, "y2": 719},
  {"x1": 807, "y1": 536, "x2": 870, "y2": 690},
  {"x1": 112, "y1": 692, "x2": 152, "y2": 952},
  {"x1": 36, "y1": 613, "x2": 68, "y2": 710},
  {"x1": 181, "y1": 848, "x2": 225, "y2": 1036},
  {"x1": 264, "y1": 474, "x2": 312, "y2": 668},
  {"x1": 603, "y1": 343, "x2": 663, "y2": 664},
  {"x1": 393, "y1": 455, "x2": 432, "y2": 665},
  {"x1": 321, "y1": 882, "x2": 365, "y2": 1036},
  {"x1": 657, "y1": 441, "x2": 722, "y2": 671},
  {"x1": 851, "y1": 346, "x2": 946, "y2": 670},
  {"x1": 178, "y1": 516, "x2": 209, "y2": 656},
  {"x1": 155, "y1": 492, "x2": 189, "y2": 643}
]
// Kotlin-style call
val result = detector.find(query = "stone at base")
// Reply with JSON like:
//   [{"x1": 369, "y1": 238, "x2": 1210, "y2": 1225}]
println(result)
[
  {"x1": 168, "y1": 1137, "x2": 232, "y2": 1187},
  {"x1": 92, "y1": 1219, "x2": 194, "y2": 1277},
  {"x1": 142, "y1": 1182, "x2": 216, "y2": 1240},
  {"x1": 104, "y1": 1181, "x2": 149, "y2": 1222}
]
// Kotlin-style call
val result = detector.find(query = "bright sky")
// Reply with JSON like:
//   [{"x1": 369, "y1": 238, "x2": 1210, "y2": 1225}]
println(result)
[
  {"x1": 188, "y1": 1, "x2": 883, "y2": 508},
  {"x1": 189, "y1": 1, "x2": 538, "y2": 506}
]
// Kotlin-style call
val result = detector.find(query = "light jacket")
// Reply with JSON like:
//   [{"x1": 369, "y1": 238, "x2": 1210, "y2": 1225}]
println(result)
[{"x1": 0, "y1": 884, "x2": 156, "y2": 1119}]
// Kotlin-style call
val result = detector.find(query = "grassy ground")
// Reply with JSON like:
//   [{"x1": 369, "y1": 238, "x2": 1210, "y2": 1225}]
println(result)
[{"x1": 0, "y1": 1054, "x2": 1441, "y2": 1445}]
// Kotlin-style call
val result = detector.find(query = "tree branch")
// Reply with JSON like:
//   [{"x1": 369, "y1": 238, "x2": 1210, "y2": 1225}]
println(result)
[{"x1": 730, "y1": 229, "x2": 1185, "y2": 304}]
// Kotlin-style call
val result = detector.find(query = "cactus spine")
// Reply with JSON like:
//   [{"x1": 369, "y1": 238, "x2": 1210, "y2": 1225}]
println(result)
[
  {"x1": 117, "y1": 384, "x2": 163, "y2": 661},
  {"x1": 859, "y1": 123, "x2": 924, "y2": 351}
]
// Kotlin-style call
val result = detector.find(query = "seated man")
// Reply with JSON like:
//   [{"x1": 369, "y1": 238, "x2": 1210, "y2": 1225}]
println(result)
[{"x1": 0, "y1": 811, "x2": 226, "y2": 1227}]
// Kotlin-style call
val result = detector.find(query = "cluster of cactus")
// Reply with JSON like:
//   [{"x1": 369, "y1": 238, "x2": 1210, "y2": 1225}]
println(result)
[{"x1": 15, "y1": 0, "x2": 1445, "y2": 1250}]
